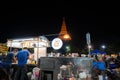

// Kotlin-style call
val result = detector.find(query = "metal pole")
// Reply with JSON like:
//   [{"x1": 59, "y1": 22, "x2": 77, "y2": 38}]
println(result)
[
  {"x1": 37, "y1": 37, "x2": 39, "y2": 64},
  {"x1": 88, "y1": 44, "x2": 91, "y2": 56},
  {"x1": 86, "y1": 32, "x2": 91, "y2": 56},
  {"x1": 10, "y1": 40, "x2": 12, "y2": 52},
  {"x1": 88, "y1": 45, "x2": 90, "y2": 55}
]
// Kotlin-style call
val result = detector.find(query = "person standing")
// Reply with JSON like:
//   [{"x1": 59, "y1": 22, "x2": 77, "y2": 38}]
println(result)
[
  {"x1": 1, "y1": 48, "x2": 18, "y2": 80},
  {"x1": 116, "y1": 53, "x2": 120, "y2": 61},
  {"x1": 14, "y1": 47, "x2": 30, "y2": 80},
  {"x1": 115, "y1": 53, "x2": 120, "y2": 68},
  {"x1": 4, "y1": 49, "x2": 18, "y2": 73}
]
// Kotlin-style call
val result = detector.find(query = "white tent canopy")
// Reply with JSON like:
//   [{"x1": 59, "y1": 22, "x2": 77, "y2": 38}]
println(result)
[{"x1": 7, "y1": 36, "x2": 50, "y2": 48}]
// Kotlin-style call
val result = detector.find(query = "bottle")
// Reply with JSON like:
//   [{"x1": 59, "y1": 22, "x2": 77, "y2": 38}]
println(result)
[{"x1": 105, "y1": 75, "x2": 108, "y2": 80}]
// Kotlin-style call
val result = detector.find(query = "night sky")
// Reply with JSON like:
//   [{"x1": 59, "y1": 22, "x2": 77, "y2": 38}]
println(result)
[{"x1": 0, "y1": 7, "x2": 120, "y2": 49}]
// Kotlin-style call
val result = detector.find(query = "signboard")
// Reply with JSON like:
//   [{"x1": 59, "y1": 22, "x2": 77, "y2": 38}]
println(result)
[
  {"x1": 51, "y1": 38, "x2": 63, "y2": 50},
  {"x1": 86, "y1": 32, "x2": 91, "y2": 45},
  {"x1": 7, "y1": 37, "x2": 50, "y2": 48}
]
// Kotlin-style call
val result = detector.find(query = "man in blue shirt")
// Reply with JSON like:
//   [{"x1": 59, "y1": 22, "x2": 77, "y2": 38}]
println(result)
[
  {"x1": 4, "y1": 49, "x2": 18, "y2": 74},
  {"x1": 17, "y1": 48, "x2": 29, "y2": 66},
  {"x1": 14, "y1": 47, "x2": 30, "y2": 80}
]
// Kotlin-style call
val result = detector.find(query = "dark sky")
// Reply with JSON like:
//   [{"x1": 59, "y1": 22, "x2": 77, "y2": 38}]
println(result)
[{"x1": 0, "y1": 7, "x2": 120, "y2": 49}]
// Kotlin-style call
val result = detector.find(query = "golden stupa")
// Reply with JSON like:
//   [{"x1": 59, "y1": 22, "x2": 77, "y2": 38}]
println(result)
[{"x1": 58, "y1": 17, "x2": 71, "y2": 41}]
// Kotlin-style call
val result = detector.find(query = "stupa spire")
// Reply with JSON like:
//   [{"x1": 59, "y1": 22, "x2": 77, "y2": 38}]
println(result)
[
  {"x1": 58, "y1": 17, "x2": 71, "y2": 40},
  {"x1": 59, "y1": 17, "x2": 68, "y2": 35}
]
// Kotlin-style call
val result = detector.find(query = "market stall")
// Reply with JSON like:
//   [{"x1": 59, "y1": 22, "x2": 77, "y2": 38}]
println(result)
[
  {"x1": 39, "y1": 57, "x2": 93, "y2": 80},
  {"x1": 7, "y1": 36, "x2": 50, "y2": 63}
]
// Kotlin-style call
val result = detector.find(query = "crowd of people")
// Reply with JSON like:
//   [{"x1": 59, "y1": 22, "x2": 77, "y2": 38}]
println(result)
[
  {"x1": 92, "y1": 53, "x2": 120, "y2": 80},
  {"x1": 0, "y1": 48, "x2": 120, "y2": 80}
]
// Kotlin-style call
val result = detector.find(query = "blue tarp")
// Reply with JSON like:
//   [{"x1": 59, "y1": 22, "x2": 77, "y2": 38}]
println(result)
[{"x1": 90, "y1": 49, "x2": 106, "y2": 55}]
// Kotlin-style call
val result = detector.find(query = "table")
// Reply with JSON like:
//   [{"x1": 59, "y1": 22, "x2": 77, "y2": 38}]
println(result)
[
  {"x1": 11, "y1": 63, "x2": 37, "y2": 72},
  {"x1": 11, "y1": 63, "x2": 37, "y2": 79}
]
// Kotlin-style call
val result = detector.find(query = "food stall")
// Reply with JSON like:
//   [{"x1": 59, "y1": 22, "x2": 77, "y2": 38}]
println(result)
[
  {"x1": 7, "y1": 36, "x2": 50, "y2": 63},
  {"x1": 39, "y1": 57, "x2": 93, "y2": 80},
  {"x1": 6, "y1": 36, "x2": 50, "y2": 79}
]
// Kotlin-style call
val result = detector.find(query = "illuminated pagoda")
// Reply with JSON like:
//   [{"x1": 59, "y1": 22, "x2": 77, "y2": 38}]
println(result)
[{"x1": 58, "y1": 17, "x2": 71, "y2": 41}]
